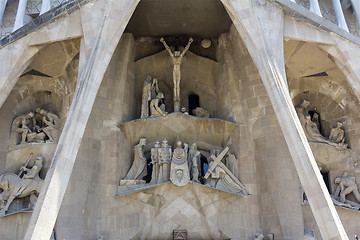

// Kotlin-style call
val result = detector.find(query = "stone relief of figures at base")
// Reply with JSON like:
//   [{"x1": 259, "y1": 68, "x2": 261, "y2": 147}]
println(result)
[
  {"x1": 0, "y1": 153, "x2": 46, "y2": 216},
  {"x1": 296, "y1": 100, "x2": 348, "y2": 150},
  {"x1": 11, "y1": 108, "x2": 60, "y2": 147},
  {"x1": 119, "y1": 138, "x2": 248, "y2": 196}
]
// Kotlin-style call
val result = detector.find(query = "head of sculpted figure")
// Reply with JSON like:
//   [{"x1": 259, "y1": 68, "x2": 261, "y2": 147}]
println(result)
[
  {"x1": 174, "y1": 51, "x2": 181, "y2": 57},
  {"x1": 28, "y1": 112, "x2": 35, "y2": 118},
  {"x1": 155, "y1": 141, "x2": 160, "y2": 148},
  {"x1": 145, "y1": 75, "x2": 152, "y2": 83},
  {"x1": 162, "y1": 139, "x2": 168, "y2": 147},
  {"x1": 337, "y1": 122, "x2": 343, "y2": 128},
  {"x1": 36, "y1": 155, "x2": 44, "y2": 164},
  {"x1": 176, "y1": 140, "x2": 182, "y2": 148},
  {"x1": 157, "y1": 92, "x2": 164, "y2": 99},
  {"x1": 300, "y1": 100, "x2": 310, "y2": 109},
  {"x1": 139, "y1": 138, "x2": 146, "y2": 146}
]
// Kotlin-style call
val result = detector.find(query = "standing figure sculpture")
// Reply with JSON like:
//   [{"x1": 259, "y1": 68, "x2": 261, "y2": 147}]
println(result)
[
  {"x1": 191, "y1": 151, "x2": 200, "y2": 183},
  {"x1": 124, "y1": 138, "x2": 147, "y2": 180},
  {"x1": 141, "y1": 76, "x2": 159, "y2": 118},
  {"x1": 160, "y1": 37, "x2": 193, "y2": 112}
]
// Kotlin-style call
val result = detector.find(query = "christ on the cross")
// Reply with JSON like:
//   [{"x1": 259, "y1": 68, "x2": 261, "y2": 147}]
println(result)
[{"x1": 160, "y1": 37, "x2": 193, "y2": 111}]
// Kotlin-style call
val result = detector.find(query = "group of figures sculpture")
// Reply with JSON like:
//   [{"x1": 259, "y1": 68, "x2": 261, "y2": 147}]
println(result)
[
  {"x1": 121, "y1": 138, "x2": 248, "y2": 195},
  {"x1": 13, "y1": 108, "x2": 60, "y2": 145},
  {"x1": 0, "y1": 153, "x2": 45, "y2": 216},
  {"x1": 296, "y1": 100, "x2": 347, "y2": 150}
]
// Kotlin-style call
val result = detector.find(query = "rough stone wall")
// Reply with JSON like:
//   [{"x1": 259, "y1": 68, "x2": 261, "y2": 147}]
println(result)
[{"x1": 216, "y1": 25, "x2": 305, "y2": 239}]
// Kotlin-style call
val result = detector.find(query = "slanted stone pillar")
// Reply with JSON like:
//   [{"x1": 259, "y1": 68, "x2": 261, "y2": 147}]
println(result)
[
  {"x1": 0, "y1": 0, "x2": 8, "y2": 26},
  {"x1": 13, "y1": 0, "x2": 28, "y2": 31},
  {"x1": 40, "y1": 0, "x2": 51, "y2": 15},
  {"x1": 220, "y1": 0, "x2": 348, "y2": 239},
  {"x1": 23, "y1": 1, "x2": 140, "y2": 240}
]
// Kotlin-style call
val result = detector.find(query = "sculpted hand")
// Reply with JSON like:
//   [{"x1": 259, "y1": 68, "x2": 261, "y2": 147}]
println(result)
[
  {"x1": 189, "y1": 38, "x2": 193, "y2": 43},
  {"x1": 160, "y1": 37, "x2": 164, "y2": 42}
]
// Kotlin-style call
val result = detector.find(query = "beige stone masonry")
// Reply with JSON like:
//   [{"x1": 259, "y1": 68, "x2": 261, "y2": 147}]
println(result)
[
  {"x1": 220, "y1": 0, "x2": 348, "y2": 239},
  {"x1": 23, "y1": 1, "x2": 140, "y2": 240}
]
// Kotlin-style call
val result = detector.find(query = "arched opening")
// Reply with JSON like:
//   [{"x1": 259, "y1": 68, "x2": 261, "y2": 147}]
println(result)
[{"x1": 188, "y1": 93, "x2": 200, "y2": 115}]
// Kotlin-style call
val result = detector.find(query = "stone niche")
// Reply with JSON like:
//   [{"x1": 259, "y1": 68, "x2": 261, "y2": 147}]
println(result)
[{"x1": 134, "y1": 49, "x2": 218, "y2": 119}]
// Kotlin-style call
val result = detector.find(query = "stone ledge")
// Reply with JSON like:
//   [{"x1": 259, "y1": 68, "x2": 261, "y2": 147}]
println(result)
[
  {"x1": 275, "y1": 0, "x2": 360, "y2": 46},
  {"x1": 118, "y1": 112, "x2": 240, "y2": 148},
  {"x1": 0, "y1": 0, "x2": 90, "y2": 48}
]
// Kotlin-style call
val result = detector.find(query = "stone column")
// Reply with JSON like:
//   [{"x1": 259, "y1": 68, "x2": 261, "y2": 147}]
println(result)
[
  {"x1": 350, "y1": 0, "x2": 360, "y2": 29},
  {"x1": 0, "y1": 0, "x2": 8, "y2": 26},
  {"x1": 309, "y1": 0, "x2": 322, "y2": 17},
  {"x1": 40, "y1": 0, "x2": 51, "y2": 15},
  {"x1": 220, "y1": 0, "x2": 348, "y2": 239},
  {"x1": 13, "y1": 0, "x2": 28, "y2": 32},
  {"x1": 23, "y1": 1, "x2": 140, "y2": 240},
  {"x1": 332, "y1": 0, "x2": 349, "y2": 32}
]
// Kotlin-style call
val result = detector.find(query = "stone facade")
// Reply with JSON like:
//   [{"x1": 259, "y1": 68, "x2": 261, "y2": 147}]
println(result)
[{"x1": 0, "y1": 0, "x2": 359, "y2": 239}]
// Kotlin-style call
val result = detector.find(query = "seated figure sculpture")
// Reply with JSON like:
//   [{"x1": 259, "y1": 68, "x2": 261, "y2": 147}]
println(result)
[
  {"x1": 0, "y1": 154, "x2": 44, "y2": 216},
  {"x1": 329, "y1": 122, "x2": 345, "y2": 144}
]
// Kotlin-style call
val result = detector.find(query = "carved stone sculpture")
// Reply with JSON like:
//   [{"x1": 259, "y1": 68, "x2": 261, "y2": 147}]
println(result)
[
  {"x1": 141, "y1": 75, "x2": 159, "y2": 118},
  {"x1": 255, "y1": 233, "x2": 264, "y2": 240},
  {"x1": 225, "y1": 152, "x2": 238, "y2": 177},
  {"x1": 333, "y1": 172, "x2": 360, "y2": 204},
  {"x1": 150, "y1": 141, "x2": 160, "y2": 184},
  {"x1": 295, "y1": 100, "x2": 347, "y2": 150},
  {"x1": 193, "y1": 107, "x2": 210, "y2": 118},
  {"x1": 304, "y1": 115, "x2": 347, "y2": 150},
  {"x1": 16, "y1": 112, "x2": 34, "y2": 144},
  {"x1": 12, "y1": 109, "x2": 60, "y2": 145},
  {"x1": 157, "y1": 139, "x2": 172, "y2": 183},
  {"x1": 329, "y1": 122, "x2": 345, "y2": 144},
  {"x1": 0, "y1": 153, "x2": 44, "y2": 216},
  {"x1": 170, "y1": 140, "x2": 190, "y2": 186},
  {"x1": 160, "y1": 37, "x2": 193, "y2": 112},
  {"x1": 150, "y1": 92, "x2": 167, "y2": 117},
  {"x1": 39, "y1": 108, "x2": 60, "y2": 143},
  {"x1": 124, "y1": 138, "x2": 147, "y2": 180},
  {"x1": 191, "y1": 151, "x2": 200, "y2": 183},
  {"x1": 204, "y1": 147, "x2": 248, "y2": 195}
]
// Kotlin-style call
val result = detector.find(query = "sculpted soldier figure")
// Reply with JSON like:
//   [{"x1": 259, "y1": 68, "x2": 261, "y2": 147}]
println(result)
[
  {"x1": 150, "y1": 141, "x2": 160, "y2": 184},
  {"x1": 160, "y1": 37, "x2": 193, "y2": 111},
  {"x1": 124, "y1": 138, "x2": 147, "y2": 180},
  {"x1": 157, "y1": 139, "x2": 172, "y2": 183}
]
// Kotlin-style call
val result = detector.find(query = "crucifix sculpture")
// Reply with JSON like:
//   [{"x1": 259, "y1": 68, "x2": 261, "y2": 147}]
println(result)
[{"x1": 160, "y1": 37, "x2": 193, "y2": 112}]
